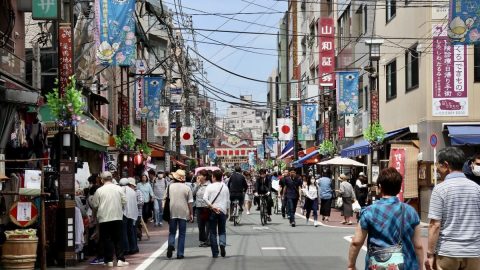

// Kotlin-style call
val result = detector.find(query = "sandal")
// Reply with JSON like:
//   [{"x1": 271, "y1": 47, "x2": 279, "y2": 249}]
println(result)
[
  {"x1": 347, "y1": 222, "x2": 353, "y2": 225},
  {"x1": 341, "y1": 221, "x2": 347, "y2": 224}
]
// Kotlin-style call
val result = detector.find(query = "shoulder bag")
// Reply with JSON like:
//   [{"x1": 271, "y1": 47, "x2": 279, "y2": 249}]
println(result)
[
  {"x1": 205, "y1": 184, "x2": 224, "y2": 218},
  {"x1": 367, "y1": 204, "x2": 405, "y2": 269},
  {"x1": 162, "y1": 185, "x2": 171, "y2": 222}
]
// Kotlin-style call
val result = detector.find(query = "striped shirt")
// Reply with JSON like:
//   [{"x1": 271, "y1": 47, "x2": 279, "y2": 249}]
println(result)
[{"x1": 428, "y1": 172, "x2": 480, "y2": 257}]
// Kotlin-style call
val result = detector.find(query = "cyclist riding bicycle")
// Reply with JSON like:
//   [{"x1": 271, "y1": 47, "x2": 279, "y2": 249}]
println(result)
[
  {"x1": 227, "y1": 166, "x2": 248, "y2": 221},
  {"x1": 255, "y1": 169, "x2": 272, "y2": 222}
]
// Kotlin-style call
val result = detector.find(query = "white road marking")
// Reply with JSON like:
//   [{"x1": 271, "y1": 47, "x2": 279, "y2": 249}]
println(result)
[
  {"x1": 294, "y1": 213, "x2": 354, "y2": 229},
  {"x1": 261, "y1": 247, "x2": 287, "y2": 250},
  {"x1": 343, "y1": 235, "x2": 367, "y2": 251},
  {"x1": 252, "y1": 226, "x2": 270, "y2": 230},
  {"x1": 135, "y1": 232, "x2": 178, "y2": 270}
]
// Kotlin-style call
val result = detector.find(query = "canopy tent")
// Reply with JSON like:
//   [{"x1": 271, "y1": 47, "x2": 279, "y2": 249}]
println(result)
[{"x1": 317, "y1": 156, "x2": 366, "y2": 167}]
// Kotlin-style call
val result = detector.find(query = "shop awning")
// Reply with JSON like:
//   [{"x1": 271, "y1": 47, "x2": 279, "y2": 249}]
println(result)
[
  {"x1": 292, "y1": 149, "x2": 320, "y2": 167},
  {"x1": 171, "y1": 158, "x2": 187, "y2": 167},
  {"x1": 80, "y1": 139, "x2": 107, "y2": 152},
  {"x1": 447, "y1": 125, "x2": 480, "y2": 145},
  {"x1": 149, "y1": 143, "x2": 165, "y2": 158}
]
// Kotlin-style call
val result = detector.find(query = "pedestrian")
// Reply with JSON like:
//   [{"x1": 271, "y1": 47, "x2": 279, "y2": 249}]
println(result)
[
  {"x1": 137, "y1": 174, "x2": 154, "y2": 223},
  {"x1": 147, "y1": 170, "x2": 158, "y2": 222},
  {"x1": 227, "y1": 166, "x2": 247, "y2": 219},
  {"x1": 302, "y1": 176, "x2": 319, "y2": 227},
  {"x1": 318, "y1": 170, "x2": 333, "y2": 222},
  {"x1": 354, "y1": 172, "x2": 369, "y2": 207},
  {"x1": 426, "y1": 147, "x2": 480, "y2": 270},
  {"x1": 90, "y1": 172, "x2": 129, "y2": 267},
  {"x1": 193, "y1": 169, "x2": 211, "y2": 247},
  {"x1": 243, "y1": 171, "x2": 255, "y2": 215},
  {"x1": 152, "y1": 171, "x2": 167, "y2": 227},
  {"x1": 462, "y1": 153, "x2": 480, "y2": 185},
  {"x1": 255, "y1": 169, "x2": 272, "y2": 221},
  {"x1": 347, "y1": 167, "x2": 424, "y2": 270},
  {"x1": 121, "y1": 178, "x2": 139, "y2": 255},
  {"x1": 301, "y1": 175, "x2": 308, "y2": 215},
  {"x1": 165, "y1": 169, "x2": 194, "y2": 259},
  {"x1": 204, "y1": 170, "x2": 230, "y2": 258},
  {"x1": 279, "y1": 169, "x2": 289, "y2": 218},
  {"x1": 134, "y1": 178, "x2": 144, "y2": 241},
  {"x1": 280, "y1": 168, "x2": 302, "y2": 227},
  {"x1": 337, "y1": 174, "x2": 356, "y2": 225}
]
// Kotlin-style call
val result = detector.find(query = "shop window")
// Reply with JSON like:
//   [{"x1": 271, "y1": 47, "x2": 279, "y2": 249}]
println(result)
[
  {"x1": 386, "y1": 60, "x2": 397, "y2": 100},
  {"x1": 405, "y1": 44, "x2": 419, "y2": 91},
  {"x1": 386, "y1": 0, "x2": 396, "y2": 23}
]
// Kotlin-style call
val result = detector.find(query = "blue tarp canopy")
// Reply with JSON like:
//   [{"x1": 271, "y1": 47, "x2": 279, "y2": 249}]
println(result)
[
  {"x1": 340, "y1": 127, "x2": 410, "y2": 157},
  {"x1": 447, "y1": 125, "x2": 480, "y2": 145}
]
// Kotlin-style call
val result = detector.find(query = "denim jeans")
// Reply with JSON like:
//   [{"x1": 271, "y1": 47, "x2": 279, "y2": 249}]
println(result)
[
  {"x1": 286, "y1": 198, "x2": 298, "y2": 224},
  {"x1": 209, "y1": 211, "x2": 227, "y2": 257},
  {"x1": 127, "y1": 218, "x2": 138, "y2": 252},
  {"x1": 153, "y1": 198, "x2": 163, "y2": 225},
  {"x1": 196, "y1": 207, "x2": 210, "y2": 243},
  {"x1": 168, "y1": 218, "x2": 187, "y2": 257}
]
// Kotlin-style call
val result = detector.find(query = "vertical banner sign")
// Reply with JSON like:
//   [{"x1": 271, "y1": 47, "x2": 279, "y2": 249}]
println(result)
[
  {"x1": 324, "y1": 118, "x2": 331, "y2": 140},
  {"x1": 119, "y1": 94, "x2": 129, "y2": 127},
  {"x1": 248, "y1": 152, "x2": 255, "y2": 166},
  {"x1": 154, "y1": 106, "x2": 169, "y2": 137},
  {"x1": 142, "y1": 77, "x2": 165, "y2": 119},
  {"x1": 58, "y1": 24, "x2": 73, "y2": 95},
  {"x1": 336, "y1": 71, "x2": 360, "y2": 115},
  {"x1": 389, "y1": 148, "x2": 406, "y2": 202},
  {"x1": 257, "y1": 145, "x2": 265, "y2": 161},
  {"x1": 199, "y1": 139, "x2": 208, "y2": 153},
  {"x1": 301, "y1": 104, "x2": 317, "y2": 140},
  {"x1": 432, "y1": 25, "x2": 468, "y2": 116},
  {"x1": 135, "y1": 60, "x2": 146, "y2": 120},
  {"x1": 265, "y1": 137, "x2": 275, "y2": 154},
  {"x1": 141, "y1": 119, "x2": 147, "y2": 142},
  {"x1": 95, "y1": 0, "x2": 136, "y2": 66},
  {"x1": 448, "y1": 0, "x2": 480, "y2": 45},
  {"x1": 318, "y1": 18, "x2": 335, "y2": 87},
  {"x1": 371, "y1": 91, "x2": 379, "y2": 123}
]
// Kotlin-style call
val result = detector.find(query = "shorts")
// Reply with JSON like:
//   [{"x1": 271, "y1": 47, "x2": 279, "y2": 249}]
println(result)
[{"x1": 244, "y1": 193, "x2": 254, "y2": 202}]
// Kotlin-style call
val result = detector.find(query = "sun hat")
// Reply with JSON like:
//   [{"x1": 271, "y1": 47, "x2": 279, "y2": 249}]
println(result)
[
  {"x1": 338, "y1": 174, "x2": 348, "y2": 181},
  {"x1": 128, "y1": 177, "x2": 137, "y2": 187},
  {"x1": 171, "y1": 169, "x2": 186, "y2": 181}
]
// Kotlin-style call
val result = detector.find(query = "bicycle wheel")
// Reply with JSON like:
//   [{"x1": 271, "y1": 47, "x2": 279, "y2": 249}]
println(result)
[{"x1": 260, "y1": 199, "x2": 267, "y2": 226}]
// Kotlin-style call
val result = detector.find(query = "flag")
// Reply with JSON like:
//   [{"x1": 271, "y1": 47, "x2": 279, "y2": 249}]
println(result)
[
  {"x1": 95, "y1": 0, "x2": 136, "y2": 66},
  {"x1": 180, "y1": 127, "x2": 194, "y2": 145},
  {"x1": 336, "y1": 71, "x2": 360, "y2": 115},
  {"x1": 142, "y1": 77, "x2": 165, "y2": 119},
  {"x1": 277, "y1": 118, "x2": 293, "y2": 141},
  {"x1": 301, "y1": 104, "x2": 317, "y2": 140},
  {"x1": 153, "y1": 106, "x2": 169, "y2": 137},
  {"x1": 278, "y1": 139, "x2": 294, "y2": 159}
]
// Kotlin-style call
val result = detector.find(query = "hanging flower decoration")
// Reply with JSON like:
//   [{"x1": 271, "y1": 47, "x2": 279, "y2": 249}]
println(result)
[
  {"x1": 114, "y1": 126, "x2": 136, "y2": 152},
  {"x1": 363, "y1": 122, "x2": 386, "y2": 149},
  {"x1": 137, "y1": 141, "x2": 152, "y2": 156},
  {"x1": 319, "y1": 139, "x2": 336, "y2": 157},
  {"x1": 46, "y1": 76, "x2": 86, "y2": 127}
]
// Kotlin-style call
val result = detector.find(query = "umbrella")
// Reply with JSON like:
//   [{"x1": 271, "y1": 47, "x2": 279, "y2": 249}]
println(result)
[
  {"x1": 194, "y1": 166, "x2": 221, "y2": 175},
  {"x1": 317, "y1": 156, "x2": 367, "y2": 167}
]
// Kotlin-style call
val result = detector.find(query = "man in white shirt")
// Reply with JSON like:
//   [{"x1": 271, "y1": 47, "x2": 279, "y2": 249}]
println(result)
[
  {"x1": 123, "y1": 178, "x2": 139, "y2": 254},
  {"x1": 90, "y1": 172, "x2": 128, "y2": 267},
  {"x1": 204, "y1": 170, "x2": 230, "y2": 258}
]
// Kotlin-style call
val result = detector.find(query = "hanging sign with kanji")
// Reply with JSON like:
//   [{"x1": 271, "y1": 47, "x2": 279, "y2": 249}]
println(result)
[{"x1": 9, "y1": 201, "x2": 39, "y2": 227}]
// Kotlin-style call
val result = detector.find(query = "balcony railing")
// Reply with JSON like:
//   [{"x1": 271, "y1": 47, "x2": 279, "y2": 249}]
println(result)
[{"x1": 0, "y1": 46, "x2": 26, "y2": 81}]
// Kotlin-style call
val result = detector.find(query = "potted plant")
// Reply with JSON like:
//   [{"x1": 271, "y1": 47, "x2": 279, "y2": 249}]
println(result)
[
  {"x1": 45, "y1": 76, "x2": 86, "y2": 127},
  {"x1": 319, "y1": 139, "x2": 336, "y2": 157},
  {"x1": 363, "y1": 122, "x2": 386, "y2": 149},
  {"x1": 114, "y1": 126, "x2": 136, "y2": 152},
  {"x1": 137, "y1": 141, "x2": 152, "y2": 156}
]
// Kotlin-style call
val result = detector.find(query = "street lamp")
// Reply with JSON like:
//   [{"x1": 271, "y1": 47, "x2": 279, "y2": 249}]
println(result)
[{"x1": 365, "y1": 39, "x2": 384, "y2": 61}]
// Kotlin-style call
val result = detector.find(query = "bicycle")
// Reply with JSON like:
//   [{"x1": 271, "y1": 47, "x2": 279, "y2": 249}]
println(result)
[
  {"x1": 231, "y1": 200, "x2": 242, "y2": 226},
  {"x1": 258, "y1": 194, "x2": 269, "y2": 226}
]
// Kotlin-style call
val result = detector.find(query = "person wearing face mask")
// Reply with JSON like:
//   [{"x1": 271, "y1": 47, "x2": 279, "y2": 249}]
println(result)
[{"x1": 462, "y1": 154, "x2": 480, "y2": 186}]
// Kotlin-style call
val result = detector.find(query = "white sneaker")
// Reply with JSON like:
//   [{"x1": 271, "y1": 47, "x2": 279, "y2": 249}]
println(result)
[
  {"x1": 117, "y1": 260, "x2": 129, "y2": 267},
  {"x1": 105, "y1": 262, "x2": 114, "y2": 267},
  {"x1": 314, "y1": 221, "x2": 318, "y2": 227},
  {"x1": 246, "y1": 211, "x2": 250, "y2": 215}
]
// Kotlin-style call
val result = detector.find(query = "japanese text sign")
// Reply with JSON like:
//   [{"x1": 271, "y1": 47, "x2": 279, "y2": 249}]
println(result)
[{"x1": 318, "y1": 18, "x2": 335, "y2": 87}]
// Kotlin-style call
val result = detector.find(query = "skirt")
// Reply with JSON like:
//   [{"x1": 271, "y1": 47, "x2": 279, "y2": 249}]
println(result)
[
  {"x1": 342, "y1": 197, "x2": 353, "y2": 217},
  {"x1": 320, "y1": 198, "x2": 332, "y2": 216}
]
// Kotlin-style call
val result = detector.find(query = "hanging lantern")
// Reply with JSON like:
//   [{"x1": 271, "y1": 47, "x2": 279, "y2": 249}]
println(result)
[{"x1": 134, "y1": 153, "x2": 143, "y2": 166}]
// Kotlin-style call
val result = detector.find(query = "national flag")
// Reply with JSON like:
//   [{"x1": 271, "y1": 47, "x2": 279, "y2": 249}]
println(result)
[
  {"x1": 180, "y1": 127, "x2": 194, "y2": 145},
  {"x1": 277, "y1": 118, "x2": 293, "y2": 141}
]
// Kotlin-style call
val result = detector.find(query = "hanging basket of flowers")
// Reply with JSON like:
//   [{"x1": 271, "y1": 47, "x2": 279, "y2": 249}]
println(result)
[
  {"x1": 363, "y1": 122, "x2": 386, "y2": 149},
  {"x1": 45, "y1": 76, "x2": 85, "y2": 127},
  {"x1": 114, "y1": 126, "x2": 136, "y2": 152},
  {"x1": 319, "y1": 139, "x2": 336, "y2": 157}
]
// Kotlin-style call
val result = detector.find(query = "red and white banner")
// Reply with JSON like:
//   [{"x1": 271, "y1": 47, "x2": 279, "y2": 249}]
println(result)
[
  {"x1": 389, "y1": 148, "x2": 406, "y2": 202},
  {"x1": 318, "y1": 18, "x2": 335, "y2": 87},
  {"x1": 180, "y1": 127, "x2": 194, "y2": 146},
  {"x1": 58, "y1": 24, "x2": 73, "y2": 95},
  {"x1": 277, "y1": 118, "x2": 293, "y2": 141},
  {"x1": 154, "y1": 106, "x2": 169, "y2": 137}
]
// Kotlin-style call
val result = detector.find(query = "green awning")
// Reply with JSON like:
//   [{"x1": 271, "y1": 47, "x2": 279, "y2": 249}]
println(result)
[{"x1": 80, "y1": 139, "x2": 107, "y2": 152}]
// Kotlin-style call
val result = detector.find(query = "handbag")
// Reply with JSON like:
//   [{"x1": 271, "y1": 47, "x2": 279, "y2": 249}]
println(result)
[
  {"x1": 367, "y1": 204, "x2": 405, "y2": 269},
  {"x1": 352, "y1": 200, "x2": 361, "y2": 212},
  {"x1": 335, "y1": 197, "x2": 343, "y2": 208},
  {"x1": 162, "y1": 185, "x2": 171, "y2": 222}
]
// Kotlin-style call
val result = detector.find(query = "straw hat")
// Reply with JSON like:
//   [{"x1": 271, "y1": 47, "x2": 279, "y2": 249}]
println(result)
[
  {"x1": 338, "y1": 174, "x2": 349, "y2": 181},
  {"x1": 172, "y1": 169, "x2": 186, "y2": 182},
  {"x1": 128, "y1": 177, "x2": 137, "y2": 187}
]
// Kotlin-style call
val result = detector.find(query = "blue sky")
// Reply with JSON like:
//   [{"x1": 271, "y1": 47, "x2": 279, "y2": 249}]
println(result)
[{"x1": 164, "y1": 0, "x2": 288, "y2": 115}]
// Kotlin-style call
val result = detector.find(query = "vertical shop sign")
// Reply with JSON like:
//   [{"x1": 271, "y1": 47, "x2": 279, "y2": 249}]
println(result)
[
  {"x1": 389, "y1": 148, "x2": 406, "y2": 202},
  {"x1": 58, "y1": 24, "x2": 73, "y2": 95},
  {"x1": 318, "y1": 18, "x2": 335, "y2": 87}
]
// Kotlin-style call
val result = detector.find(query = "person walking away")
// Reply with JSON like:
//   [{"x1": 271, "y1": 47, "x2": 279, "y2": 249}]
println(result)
[
  {"x1": 279, "y1": 170, "x2": 289, "y2": 218},
  {"x1": 90, "y1": 172, "x2": 129, "y2": 267},
  {"x1": 152, "y1": 171, "x2": 167, "y2": 227},
  {"x1": 134, "y1": 178, "x2": 144, "y2": 241},
  {"x1": 280, "y1": 168, "x2": 302, "y2": 227},
  {"x1": 193, "y1": 169, "x2": 211, "y2": 247},
  {"x1": 243, "y1": 171, "x2": 255, "y2": 215},
  {"x1": 121, "y1": 178, "x2": 139, "y2": 255},
  {"x1": 204, "y1": 170, "x2": 230, "y2": 258},
  {"x1": 337, "y1": 174, "x2": 356, "y2": 225},
  {"x1": 227, "y1": 166, "x2": 247, "y2": 220},
  {"x1": 318, "y1": 171, "x2": 333, "y2": 222},
  {"x1": 164, "y1": 170, "x2": 193, "y2": 259},
  {"x1": 302, "y1": 177, "x2": 319, "y2": 227},
  {"x1": 255, "y1": 169, "x2": 272, "y2": 221},
  {"x1": 426, "y1": 147, "x2": 480, "y2": 270},
  {"x1": 355, "y1": 172, "x2": 369, "y2": 222},
  {"x1": 137, "y1": 174, "x2": 154, "y2": 223},
  {"x1": 118, "y1": 178, "x2": 131, "y2": 255},
  {"x1": 462, "y1": 153, "x2": 480, "y2": 185},
  {"x1": 348, "y1": 167, "x2": 424, "y2": 270}
]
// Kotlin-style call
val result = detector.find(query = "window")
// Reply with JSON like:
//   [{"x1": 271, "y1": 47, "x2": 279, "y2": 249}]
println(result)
[
  {"x1": 364, "y1": 86, "x2": 369, "y2": 111},
  {"x1": 337, "y1": 6, "x2": 351, "y2": 50},
  {"x1": 248, "y1": 120, "x2": 253, "y2": 123},
  {"x1": 386, "y1": 60, "x2": 397, "y2": 100},
  {"x1": 386, "y1": 0, "x2": 396, "y2": 23},
  {"x1": 363, "y1": 5, "x2": 368, "y2": 34},
  {"x1": 243, "y1": 111, "x2": 247, "y2": 114},
  {"x1": 475, "y1": 44, "x2": 480, "y2": 82},
  {"x1": 405, "y1": 44, "x2": 419, "y2": 91},
  {"x1": 359, "y1": 87, "x2": 364, "y2": 109},
  {"x1": 231, "y1": 112, "x2": 237, "y2": 115}
]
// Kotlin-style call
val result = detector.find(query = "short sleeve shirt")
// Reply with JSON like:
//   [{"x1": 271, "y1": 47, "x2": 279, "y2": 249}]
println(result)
[{"x1": 360, "y1": 197, "x2": 420, "y2": 270}]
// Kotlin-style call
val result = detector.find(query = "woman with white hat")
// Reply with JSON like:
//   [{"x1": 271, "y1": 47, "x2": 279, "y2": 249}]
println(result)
[{"x1": 337, "y1": 174, "x2": 356, "y2": 225}]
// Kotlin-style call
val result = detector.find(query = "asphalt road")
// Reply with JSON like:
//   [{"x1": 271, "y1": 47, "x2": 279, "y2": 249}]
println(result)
[{"x1": 141, "y1": 210, "x2": 366, "y2": 270}]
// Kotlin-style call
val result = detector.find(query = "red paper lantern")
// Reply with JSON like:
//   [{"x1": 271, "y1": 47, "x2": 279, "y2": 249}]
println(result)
[{"x1": 134, "y1": 153, "x2": 143, "y2": 166}]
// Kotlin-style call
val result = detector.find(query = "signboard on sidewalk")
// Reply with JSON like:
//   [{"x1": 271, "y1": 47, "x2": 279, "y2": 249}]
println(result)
[{"x1": 389, "y1": 148, "x2": 406, "y2": 202}]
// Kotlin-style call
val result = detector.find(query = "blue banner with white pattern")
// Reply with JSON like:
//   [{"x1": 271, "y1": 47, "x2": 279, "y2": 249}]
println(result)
[
  {"x1": 449, "y1": 0, "x2": 480, "y2": 45},
  {"x1": 142, "y1": 77, "x2": 165, "y2": 119},
  {"x1": 301, "y1": 104, "x2": 317, "y2": 140},
  {"x1": 336, "y1": 71, "x2": 359, "y2": 115}
]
